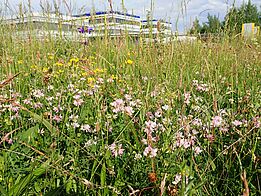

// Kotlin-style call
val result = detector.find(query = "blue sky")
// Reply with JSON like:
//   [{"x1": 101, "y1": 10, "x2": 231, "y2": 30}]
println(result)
[{"x1": 3, "y1": 0, "x2": 261, "y2": 32}]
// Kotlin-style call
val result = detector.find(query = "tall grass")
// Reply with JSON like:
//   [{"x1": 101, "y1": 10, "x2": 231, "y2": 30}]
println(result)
[{"x1": 0, "y1": 2, "x2": 260, "y2": 195}]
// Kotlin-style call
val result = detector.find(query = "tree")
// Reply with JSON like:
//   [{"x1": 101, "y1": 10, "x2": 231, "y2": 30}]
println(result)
[
  {"x1": 189, "y1": 14, "x2": 222, "y2": 34},
  {"x1": 224, "y1": 0, "x2": 261, "y2": 34},
  {"x1": 189, "y1": 17, "x2": 201, "y2": 34}
]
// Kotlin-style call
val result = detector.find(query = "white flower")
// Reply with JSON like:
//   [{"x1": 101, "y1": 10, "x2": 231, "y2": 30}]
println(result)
[
  {"x1": 162, "y1": 105, "x2": 170, "y2": 111},
  {"x1": 81, "y1": 124, "x2": 91, "y2": 132},
  {"x1": 172, "y1": 174, "x2": 182, "y2": 185}
]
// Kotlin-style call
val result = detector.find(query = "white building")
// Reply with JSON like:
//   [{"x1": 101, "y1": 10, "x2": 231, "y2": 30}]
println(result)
[
  {"x1": 1, "y1": 11, "x2": 173, "y2": 40},
  {"x1": 73, "y1": 11, "x2": 141, "y2": 37},
  {"x1": 1, "y1": 12, "x2": 87, "y2": 39},
  {"x1": 141, "y1": 19, "x2": 172, "y2": 38}
]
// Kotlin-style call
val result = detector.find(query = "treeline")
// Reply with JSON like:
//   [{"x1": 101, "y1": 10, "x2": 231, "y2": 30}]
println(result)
[{"x1": 189, "y1": 0, "x2": 261, "y2": 35}]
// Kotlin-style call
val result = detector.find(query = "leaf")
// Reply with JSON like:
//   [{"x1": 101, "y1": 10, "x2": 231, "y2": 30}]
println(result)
[
  {"x1": 0, "y1": 185, "x2": 7, "y2": 196},
  {"x1": 100, "y1": 162, "x2": 106, "y2": 187},
  {"x1": 44, "y1": 187, "x2": 64, "y2": 196},
  {"x1": 28, "y1": 112, "x2": 55, "y2": 134},
  {"x1": 17, "y1": 125, "x2": 39, "y2": 143},
  {"x1": 8, "y1": 161, "x2": 49, "y2": 196},
  {"x1": 208, "y1": 159, "x2": 216, "y2": 171}
]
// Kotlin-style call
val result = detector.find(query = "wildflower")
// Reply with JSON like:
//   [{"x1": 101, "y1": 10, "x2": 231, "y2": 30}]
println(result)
[
  {"x1": 69, "y1": 115, "x2": 79, "y2": 122},
  {"x1": 48, "y1": 54, "x2": 54, "y2": 60},
  {"x1": 193, "y1": 146, "x2": 202, "y2": 156},
  {"x1": 134, "y1": 153, "x2": 142, "y2": 160},
  {"x1": 87, "y1": 77, "x2": 95, "y2": 84},
  {"x1": 55, "y1": 62, "x2": 64, "y2": 66},
  {"x1": 84, "y1": 139, "x2": 97, "y2": 148},
  {"x1": 32, "y1": 89, "x2": 44, "y2": 98},
  {"x1": 69, "y1": 57, "x2": 79, "y2": 64},
  {"x1": 183, "y1": 139, "x2": 191, "y2": 149},
  {"x1": 81, "y1": 124, "x2": 91, "y2": 132},
  {"x1": 220, "y1": 127, "x2": 228, "y2": 133},
  {"x1": 184, "y1": 92, "x2": 191, "y2": 105},
  {"x1": 124, "y1": 94, "x2": 132, "y2": 101},
  {"x1": 143, "y1": 145, "x2": 158, "y2": 158},
  {"x1": 126, "y1": 59, "x2": 133, "y2": 65},
  {"x1": 53, "y1": 115, "x2": 62, "y2": 123},
  {"x1": 72, "y1": 122, "x2": 80, "y2": 129},
  {"x1": 211, "y1": 116, "x2": 223, "y2": 127},
  {"x1": 33, "y1": 102, "x2": 43, "y2": 109},
  {"x1": 47, "y1": 85, "x2": 54, "y2": 91},
  {"x1": 73, "y1": 99, "x2": 84, "y2": 107},
  {"x1": 192, "y1": 118, "x2": 202, "y2": 127},
  {"x1": 124, "y1": 106, "x2": 134, "y2": 116},
  {"x1": 109, "y1": 143, "x2": 124, "y2": 157},
  {"x1": 8, "y1": 138, "x2": 13, "y2": 144},
  {"x1": 253, "y1": 116, "x2": 260, "y2": 128},
  {"x1": 145, "y1": 120, "x2": 157, "y2": 132},
  {"x1": 111, "y1": 99, "x2": 124, "y2": 113},
  {"x1": 162, "y1": 105, "x2": 169, "y2": 111},
  {"x1": 155, "y1": 109, "x2": 162, "y2": 118},
  {"x1": 97, "y1": 78, "x2": 104, "y2": 84},
  {"x1": 172, "y1": 174, "x2": 182, "y2": 185},
  {"x1": 232, "y1": 120, "x2": 242, "y2": 127},
  {"x1": 206, "y1": 134, "x2": 215, "y2": 142}
]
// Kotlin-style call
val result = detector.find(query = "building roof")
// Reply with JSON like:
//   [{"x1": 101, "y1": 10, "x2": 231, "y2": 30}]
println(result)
[
  {"x1": 73, "y1": 11, "x2": 140, "y2": 18},
  {"x1": 141, "y1": 19, "x2": 172, "y2": 24}
]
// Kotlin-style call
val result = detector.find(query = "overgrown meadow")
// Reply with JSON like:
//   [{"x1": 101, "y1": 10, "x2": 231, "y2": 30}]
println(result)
[{"x1": 0, "y1": 23, "x2": 260, "y2": 195}]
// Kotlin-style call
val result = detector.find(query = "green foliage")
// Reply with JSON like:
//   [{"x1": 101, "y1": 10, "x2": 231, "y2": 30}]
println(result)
[
  {"x1": 190, "y1": 0, "x2": 261, "y2": 35},
  {"x1": 224, "y1": 0, "x2": 261, "y2": 34},
  {"x1": 0, "y1": 9, "x2": 261, "y2": 195}
]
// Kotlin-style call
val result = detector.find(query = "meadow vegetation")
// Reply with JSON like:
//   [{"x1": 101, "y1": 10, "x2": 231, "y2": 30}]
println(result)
[{"x1": 0, "y1": 13, "x2": 261, "y2": 195}]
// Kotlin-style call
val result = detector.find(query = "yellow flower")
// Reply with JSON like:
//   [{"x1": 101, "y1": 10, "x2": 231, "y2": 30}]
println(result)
[
  {"x1": 126, "y1": 59, "x2": 133, "y2": 65},
  {"x1": 18, "y1": 60, "x2": 23, "y2": 64},
  {"x1": 94, "y1": 68, "x2": 106, "y2": 74},
  {"x1": 48, "y1": 55, "x2": 54, "y2": 60},
  {"x1": 87, "y1": 77, "x2": 95, "y2": 84},
  {"x1": 81, "y1": 72, "x2": 88, "y2": 77},
  {"x1": 111, "y1": 75, "x2": 118, "y2": 80},
  {"x1": 69, "y1": 58, "x2": 79, "y2": 64},
  {"x1": 31, "y1": 65, "x2": 37, "y2": 69},
  {"x1": 43, "y1": 67, "x2": 49, "y2": 72},
  {"x1": 55, "y1": 62, "x2": 64, "y2": 66}
]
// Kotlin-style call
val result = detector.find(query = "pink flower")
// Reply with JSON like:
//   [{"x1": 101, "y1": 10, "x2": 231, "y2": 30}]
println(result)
[
  {"x1": 253, "y1": 117, "x2": 260, "y2": 128},
  {"x1": 145, "y1": 120, "x2": 157, "y2": 131},
  {"x1": 184, "y1": 92, "x2": 191, "y2": 105},
  {"x1": 206, "y1": 134, "x2": 215, "y2": 142},
  {"x1": 211, "y1": 116, "x2": 223, "y2": 127},
  {"x1": 109, "y1": 143, "x2": 124, "y2": 157},
  {"x1": 232, "y1": 120, "x2": 242, "y2": 127},
  {"x1": 33, "y1": 102, "x2": 43, "y2": 109},
  {"x1": 143, "y1": 145, "x2": 158, "y2": 158},
  {"x1": 124, "y1": 106, "x2": 134, "y2": 116},
  {"x1": 111, "y1": 99, "x2": 124, "y2": 113},
  {"x1": 193, "y1": 146, "x2": 202, "y2": 156},
  {"x1": 23, "y1": 98, "x2": 32, "y2": 105},
  {"x1": 32, "y1": 89, "x2": 44, "y2": 98},
  {"x1": 192, "y1": 118, "x2": 202, "y2": 127},
  {"x1": 53, "y1": 115, "x2": 62, "y2": 123},
  {"x1": 73, "y1": 99, "x2": 84, "y2": 106}
]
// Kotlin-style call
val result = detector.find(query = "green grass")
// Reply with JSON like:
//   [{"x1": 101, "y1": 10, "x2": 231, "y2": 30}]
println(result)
[{"x1": 0, "y1": 21, "x2": 260, "y2": 195}]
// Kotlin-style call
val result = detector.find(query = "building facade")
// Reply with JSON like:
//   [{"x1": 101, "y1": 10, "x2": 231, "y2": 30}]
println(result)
[{"x1": 2, "y1": 11, "x2": 173, "y2": 39}]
